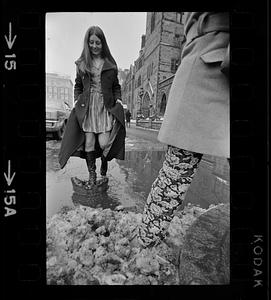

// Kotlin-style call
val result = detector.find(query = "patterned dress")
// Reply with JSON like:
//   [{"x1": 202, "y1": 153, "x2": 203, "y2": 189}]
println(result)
[{"x1": 82, "y1": 62, "x2": 114, "y2": 133}]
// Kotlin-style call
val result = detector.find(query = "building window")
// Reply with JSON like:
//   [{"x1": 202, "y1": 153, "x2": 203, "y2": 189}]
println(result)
[
  {"x1": 142, "y1": 92, "x2": 151, "y2": 118},
  {"x1": 147, "y1": 64, "x2": 151, "y2": 79},
  {"x1": 137, "y1": 75, "x2": 141, "y2": 87},
  {"x1": 160, "y1": 94, "x2": 167, "y2": 115},
  {"x1": 173, "y1": 28, "x2": 181, "y2": 47},
  {"x1": 48, "y1": 86, "x2": 52, "y2": 98},
  {"x1": 147, "y1": 62, "x2": 154, "y2": 79},
  {"x1": 151, "y1": 12, "x2": 156, "y2": 33},
  {"x1": 171, "y1": 58, "x2": 178, "y2": 73},
  {"x1": 177, "y1": 12, "x2": 184, "y2": 24},
  {"x1": 60, "y1": 87, "x2": 64, "y2": 100},
  {"x1": 53, "y1": 86, "x2": 57, "y2": 98}
]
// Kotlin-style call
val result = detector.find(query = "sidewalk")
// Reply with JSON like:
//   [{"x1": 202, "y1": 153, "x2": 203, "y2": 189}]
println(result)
[
  {"x1": 125, "y1": 120, "x2": 162, "y2": 144},
  {"x1": 129, "y1": 119, "x2": 159, "y2": 132}
]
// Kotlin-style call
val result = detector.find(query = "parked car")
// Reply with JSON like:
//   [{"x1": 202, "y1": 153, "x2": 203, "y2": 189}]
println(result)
[{"x1": 46, "y1": 99, "x2": 71, "y2": 140}]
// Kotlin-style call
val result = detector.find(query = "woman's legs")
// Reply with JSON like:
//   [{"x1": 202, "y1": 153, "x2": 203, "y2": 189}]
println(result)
[
  {"x1": 98, "y1": 132, "x2": 110, "y2": 150},
  {"x1": 84, "y1": 131, "x2": 110, "y2": 187},
  {"x1": 85, "y1": 132, "x2": 97, "y2": 187},
  {"x1": 85, "y1": 132, "x2": 96, "y2": 152},
  {"x1": 137, "y1": 145, "x2": 203, "y2": 248}
]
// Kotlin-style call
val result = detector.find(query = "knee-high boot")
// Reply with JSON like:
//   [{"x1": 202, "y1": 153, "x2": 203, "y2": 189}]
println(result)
[
  {"x1": 85, "y1": 151, "x2": 97, "y2": 188},
  {"x1": 100, "y1": 155, "x2": 108, "y2": 177},
  {"x1": 98, "y1": 155, "x2": 109, "y2": 184}
]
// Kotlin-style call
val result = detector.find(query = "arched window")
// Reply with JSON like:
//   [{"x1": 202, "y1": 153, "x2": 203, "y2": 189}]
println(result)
[
  {"x1": 160, "y1": 93, "x2": 167, "y2": 115},
  {"x1": 142, "y1": 92, "x2": 151, "y2": 118}
]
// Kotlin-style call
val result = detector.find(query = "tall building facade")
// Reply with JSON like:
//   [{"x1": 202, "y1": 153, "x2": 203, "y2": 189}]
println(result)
[
  {"x1": 122, "y1": 65, "x2": 135, "y2": 114},
  {"x1": 121, "y1": 12, "x2": 185, "y2": 119}
]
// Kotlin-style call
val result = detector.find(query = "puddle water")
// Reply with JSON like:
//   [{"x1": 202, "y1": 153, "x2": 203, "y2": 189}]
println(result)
[
  {"x1": 46, "y1": 149, "x2": 230, "y2": 218},
  {"x1": 46, "y1": 150, "x2": 164, "y2": 217}
]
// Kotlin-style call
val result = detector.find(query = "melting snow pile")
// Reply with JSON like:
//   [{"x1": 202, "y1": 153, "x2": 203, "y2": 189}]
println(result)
[{"x1": 47, "y1": 204, "x2": 208, "y2": 285}]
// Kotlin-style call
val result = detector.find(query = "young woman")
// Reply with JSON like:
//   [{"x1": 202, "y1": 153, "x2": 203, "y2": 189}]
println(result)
[{"x1": 59, "y1": 26, "x2": 126, "y2": 188}]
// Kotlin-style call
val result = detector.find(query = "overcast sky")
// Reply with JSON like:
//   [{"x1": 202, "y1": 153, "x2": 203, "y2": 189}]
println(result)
[{"x1": 46, "y1": 12, "x2": 147, "y2": 83}]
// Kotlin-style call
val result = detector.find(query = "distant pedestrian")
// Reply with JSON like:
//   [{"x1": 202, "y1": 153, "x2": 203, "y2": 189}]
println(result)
[
  {"x1": 125, "y1": 109, "x2": 131, "y2": 127},
  {"x1": 131, "y1": 12, "x2": 230, "y2": 249},
  {"x1": 58, "y1": 26, "x2": 126, "y2": 188}
]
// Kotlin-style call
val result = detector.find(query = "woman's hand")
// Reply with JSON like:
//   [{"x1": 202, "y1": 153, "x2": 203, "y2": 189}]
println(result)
[{"x1": 116, "y1": 99, "x2": 123, "y2": 106}]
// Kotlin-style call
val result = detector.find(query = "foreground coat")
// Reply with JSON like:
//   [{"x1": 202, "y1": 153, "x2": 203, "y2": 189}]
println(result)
[
  {"x1": 58, "y1": 58, "x2": 126, "y2": 169},
  {"x1": 158, "y1": 12, "x2": 230, "y2": 158}
]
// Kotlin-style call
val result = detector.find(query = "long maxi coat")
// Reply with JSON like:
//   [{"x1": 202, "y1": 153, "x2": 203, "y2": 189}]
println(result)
[
  {"x1": 58, "y1": 58, "x2": 126, "y2": 169},
  {"x1": 158, "y1": 12, "x2": 230, "y2": 158}
]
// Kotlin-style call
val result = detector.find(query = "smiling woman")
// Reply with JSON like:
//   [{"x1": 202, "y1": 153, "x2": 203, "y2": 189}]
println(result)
[
  {"x1": 58, "y1": 25, "x2": 126, "y2": 190},
  {"x1": 89, "y1": 34, "x2": 102, "y2": 57}
]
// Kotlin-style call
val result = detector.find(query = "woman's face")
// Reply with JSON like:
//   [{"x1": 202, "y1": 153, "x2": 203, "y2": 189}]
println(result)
[{"x1": 88, "y1": 34, "x2": 102, "y2": 57}]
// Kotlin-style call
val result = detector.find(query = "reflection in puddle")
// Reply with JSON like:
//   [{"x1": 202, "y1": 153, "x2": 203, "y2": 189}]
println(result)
[
  {"x1": 116, "y1": 151, "x2": 165, "y2": 197},
  {"x1": 71, "y1": 183, "x2": 119, "y2": 210},
  {"x1": 46, "y1": 150, "x2": 165, "y2": 217},
  {"x1": 46, "y1": 150, "x2": 229, "y2": 218}
]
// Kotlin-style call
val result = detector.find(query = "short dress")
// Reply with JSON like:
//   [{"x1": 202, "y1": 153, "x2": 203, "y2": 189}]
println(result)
[{"x1": 82, "y1": 62, "x2": 114, "y2": 133}]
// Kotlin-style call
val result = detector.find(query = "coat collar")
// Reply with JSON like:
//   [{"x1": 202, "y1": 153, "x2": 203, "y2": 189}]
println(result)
[
  {"x1": 75, "y1": 57, "x2": 116, "y2": 77},
  {"x1": 101, "y1": 57, "x2": 117, "y2": 72}
]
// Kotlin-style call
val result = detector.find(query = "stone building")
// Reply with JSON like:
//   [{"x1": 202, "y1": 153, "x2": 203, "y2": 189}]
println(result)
[
  {"x1": 122, "y1": 65, "x2": 135, "y2": 116},
  {"x1": 129, "y1": 12, "x2": 185, "y2": 119},
  {"x1": 46, "y1": 73, "x2": 73, "y2": 108},
  {"x1": 118, "y1": 68, "x2": 129, "y2": 88}
]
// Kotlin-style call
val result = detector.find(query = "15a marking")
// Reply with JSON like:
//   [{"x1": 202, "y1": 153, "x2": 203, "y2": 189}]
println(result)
[
  {"x1": 4, "y1": 160, "x2": 16, "y2": 217},
  {"x1": 4, "y1": 22, "x2": 17, "y2": 70}
]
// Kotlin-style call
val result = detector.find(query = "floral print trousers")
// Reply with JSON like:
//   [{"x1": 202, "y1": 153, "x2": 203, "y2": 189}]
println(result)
[{"x1": 138, "y1": 145, "x2": 203, "y2": 248}]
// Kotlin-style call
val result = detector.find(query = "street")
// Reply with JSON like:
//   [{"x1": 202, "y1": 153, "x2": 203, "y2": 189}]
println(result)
[{"x1": 46, "y1": 122, "x2": 229, "y2": 217}]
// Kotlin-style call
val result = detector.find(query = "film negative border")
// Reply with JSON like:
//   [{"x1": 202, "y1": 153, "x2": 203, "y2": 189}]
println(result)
[
  {"x1": 1, "y1": 7, "x2": 46, "y2": 292},
  {"x1": 230, "y1": 8, "x2": 268, "y2": 296},
  {"x1": 1, "y1": 4, "x2": 268, "y2": 300}
]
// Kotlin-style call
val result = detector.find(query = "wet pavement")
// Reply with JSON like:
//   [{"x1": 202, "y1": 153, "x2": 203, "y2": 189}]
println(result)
[{"x1": 46, "y1": 126, "x2": 230, "y2": 218}]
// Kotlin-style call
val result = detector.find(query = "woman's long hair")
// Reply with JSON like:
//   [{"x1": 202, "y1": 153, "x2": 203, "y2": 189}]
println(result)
[{"x1": 75, "y1": 26, "x2": 117, "y2": 73}]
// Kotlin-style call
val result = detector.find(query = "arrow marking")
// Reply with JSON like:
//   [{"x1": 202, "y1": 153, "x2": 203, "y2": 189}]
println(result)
[
  {"x1": 4, "y1": 160, "x2": 16, "y2": 186},
  {"x1": 4, "y1": 22, "x2": 17, "y2": 49}
]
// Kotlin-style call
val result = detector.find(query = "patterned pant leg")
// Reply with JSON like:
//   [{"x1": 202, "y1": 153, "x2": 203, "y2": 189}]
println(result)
[{"x1": 138, "y1": 145, "x2": 203, "y2": 248}]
